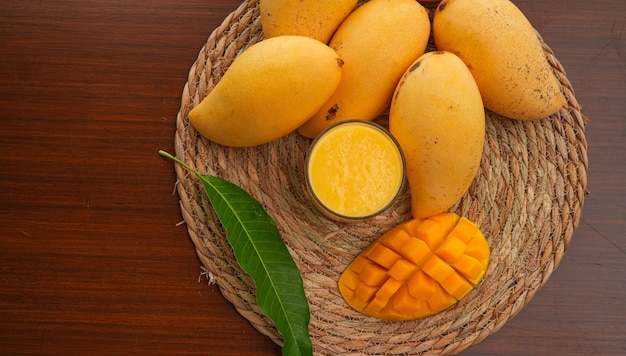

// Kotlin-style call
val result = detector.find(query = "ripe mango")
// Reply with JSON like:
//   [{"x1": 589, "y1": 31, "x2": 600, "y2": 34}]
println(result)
[
  {"x1": 297, "y1": 0, "x2": 431, "y2": 139},
  {"x1": 260, "y1": 0, "x2": 358, "y2": 44},
  {"x1": 433, "y1": 0, "x2": 565, "y2": 121},
  {"x1": 389, "y1": 51, "x2": 485, "y2": 219},
  {"x1": 338, "y1": 213, "x2": 490, "y2": 321},
  {"x1": 187, "y1": 36, "x2": 343, "y2": 147}
]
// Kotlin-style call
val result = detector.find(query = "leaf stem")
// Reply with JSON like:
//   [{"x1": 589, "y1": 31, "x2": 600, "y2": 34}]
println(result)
[{"x1": 158, "y1": 150, "x2": 197, "y2": 175}]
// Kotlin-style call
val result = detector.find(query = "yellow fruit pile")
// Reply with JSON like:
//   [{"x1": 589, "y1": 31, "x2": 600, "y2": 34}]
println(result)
[{"x1": 187, "y1": 0, "x2": 566, "y2": 321}]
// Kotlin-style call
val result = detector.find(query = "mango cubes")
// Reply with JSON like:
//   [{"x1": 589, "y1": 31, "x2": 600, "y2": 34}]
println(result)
[{"x1": 338, "y1": 213, "x2": 490, "y2": 321}]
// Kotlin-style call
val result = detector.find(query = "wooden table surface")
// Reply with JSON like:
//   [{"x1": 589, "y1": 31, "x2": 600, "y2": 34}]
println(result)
[{"x1": 1, "y1": 0, "x2": 624, "y2": 354}]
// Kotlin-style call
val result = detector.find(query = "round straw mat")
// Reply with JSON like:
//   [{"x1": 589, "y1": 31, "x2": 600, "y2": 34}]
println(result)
[{"x1": 172, "y1": 1, "x2": 588, "y2": 354}]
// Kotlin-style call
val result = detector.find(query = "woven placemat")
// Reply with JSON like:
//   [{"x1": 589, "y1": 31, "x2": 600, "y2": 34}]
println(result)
[{"x1": 172, "y1": 0, "x2": 588, "y2": 354}]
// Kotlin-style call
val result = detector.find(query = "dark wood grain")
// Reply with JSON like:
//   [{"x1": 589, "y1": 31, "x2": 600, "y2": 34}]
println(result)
[{"x1": 0, "y1": 0, "x2": 624, "y2": 355}]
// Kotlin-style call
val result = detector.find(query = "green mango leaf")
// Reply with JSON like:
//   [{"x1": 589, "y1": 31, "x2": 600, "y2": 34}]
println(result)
[{"x1": 159, "y1": 150, "x2": 312, "y2": 356}]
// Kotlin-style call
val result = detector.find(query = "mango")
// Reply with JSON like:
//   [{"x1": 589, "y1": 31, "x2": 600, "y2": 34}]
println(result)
[
  {"x1": 297, "y1": 0, "x2": 431, "y2": 139},
  {"x1": 432, "y1": 0, "x2": 565, "y2": 121},
  {"x1": 338, "y1": 213, "x2": 490, "y2": 321},
  {"x1": 260, "y1": 0, "x2": 358, "y2": 44},
  {"x1": 389, "y1": 51, "x2": 485, "y2": 219},
  {"x1": 187, "y1": 36, "x2": 343, "y2": 147}
]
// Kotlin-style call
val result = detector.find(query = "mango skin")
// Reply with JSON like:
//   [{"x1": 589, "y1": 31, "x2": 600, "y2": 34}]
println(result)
[
  {"x1": 260, "y1": 0, "x2": 358, "y2": 44},
  {"x1": 433, "y1": 0, "x2": 565, "y2": 121},
  {"x1": 390, "y1": 51, "x2": 485, "y2": 219},
  {"x1": 187, "y1": 36, "x2": 343, "y2": 147},
  {"x1": 298, "y1": 0, "x2": 431, "y2": 139}
]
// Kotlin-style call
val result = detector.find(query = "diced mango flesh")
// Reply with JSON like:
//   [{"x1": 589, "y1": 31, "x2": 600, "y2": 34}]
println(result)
[
  {"x1": 407, "y1": 270, "x2": 436, "y2": 300},
  {"x1": 422, "y1": 254, "x2": 455, "y2": 283},
  {"x1": 338, "y1": 213, "x2": 490, "y2": 321},
  {"x1": 388, "y1": 259, "x2": 417, "y2": 281},
  {"x1": 440, "y1": 269, "x2": 473, "y2": 299},
  {"x1": 451, "y1": 254, "x2": 485, "y2": 284},
  {"x1": 360, "y1": 262, "x2": 389, "y2": 287},
  {"x1": 390, "y1": 285, "x2": 420, "y2": 314},
  {"x1": 377, "y1": 277, "x2": 403, "y2": 300},
  {"x1": 435, "y1": 236, "x2": 467, "y2": 263},
  {"x1": 355, "y1": 282, "x2": 378, "y2": 303},
  {"x1": 399, "y1": 236, "x2": 431, "y2": 265},
  {"x1": 364, "y1": 242, "x2": 401, "y2": 269}
]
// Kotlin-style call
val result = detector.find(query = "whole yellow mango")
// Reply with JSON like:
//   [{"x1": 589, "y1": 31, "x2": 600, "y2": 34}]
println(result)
[
  {"x1": 433, "y1": 0, "x2": 565, "y2": 121},
  {"x1": 297, "y1": 0, "x2": 431, "y2": 139},
  {"x1": 389, "y1": 51, "x2": 485, "y2": 219},
  {"x1": 260, "y1": 0, "x2": 358, "y2": 44},
  {"x1": 187, "y1": 36, "x2": 343, "y2": 147}
]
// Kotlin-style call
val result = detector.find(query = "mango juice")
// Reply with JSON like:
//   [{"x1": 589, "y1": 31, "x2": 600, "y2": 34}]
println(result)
[{"x1": 305, "y1": 120, "x2": 405, "y2": 222}]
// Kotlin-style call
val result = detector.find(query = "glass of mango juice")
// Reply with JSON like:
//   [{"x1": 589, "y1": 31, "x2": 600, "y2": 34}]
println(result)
[{"x1": 305, "y1": 120, "x2": 406, "y2": 222}]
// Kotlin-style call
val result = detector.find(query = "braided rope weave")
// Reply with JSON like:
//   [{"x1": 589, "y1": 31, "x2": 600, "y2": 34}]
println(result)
[{"x1": 172, "y1": 1, "x2": 588, "y2": 354}]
